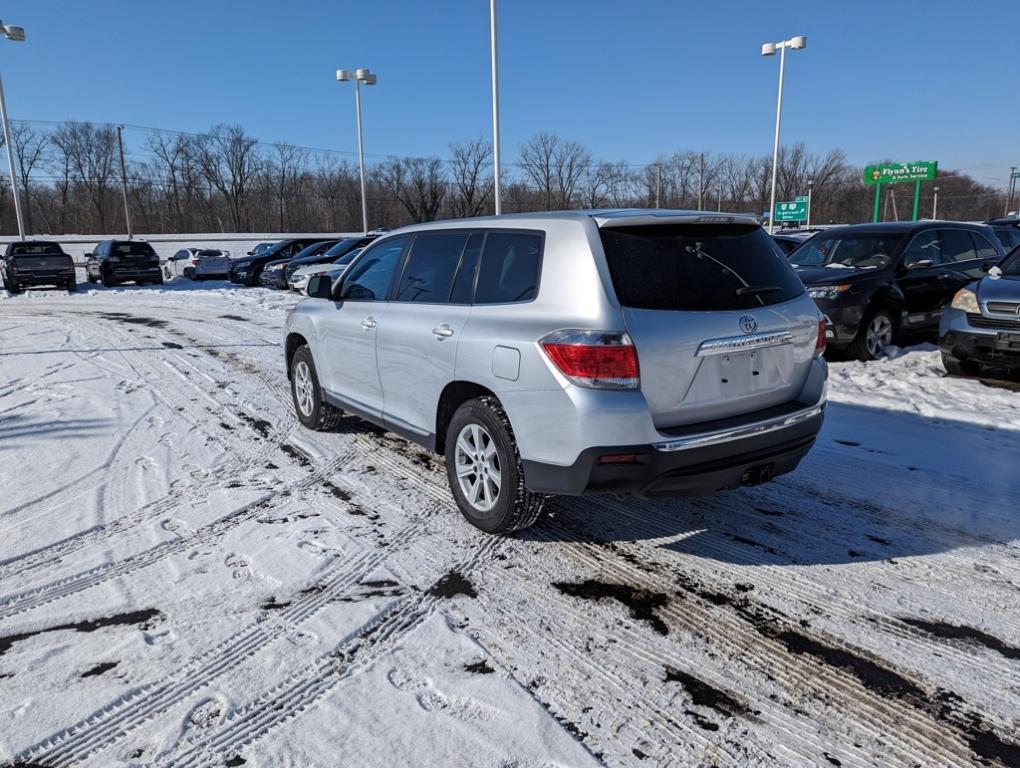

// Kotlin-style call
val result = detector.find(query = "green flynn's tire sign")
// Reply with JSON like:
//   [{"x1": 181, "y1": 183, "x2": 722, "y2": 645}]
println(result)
[
  {"x1": 864, "y1": 161, "x2": 937, "y2": 185},
  {"x1": 864, "y1": 161, "x2": 937, "y2": 222}
]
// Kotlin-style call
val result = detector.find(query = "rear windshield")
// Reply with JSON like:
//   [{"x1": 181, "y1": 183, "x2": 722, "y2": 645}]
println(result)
[
  {"x1": 791, "y1": 233, "x2": 903, "y2": 270},
  {"x1": 197, "y1": 249, "x2": 223, "y2": 257},
  {"x1": 113, "y1": 242, "x2": 156, "y2": 256},
  {"x1": 11, "y1": 242, "x2": 65, "y2": 256},
  {"x1": 600, "y1": 224, "x2": 804, "y2": 311}
]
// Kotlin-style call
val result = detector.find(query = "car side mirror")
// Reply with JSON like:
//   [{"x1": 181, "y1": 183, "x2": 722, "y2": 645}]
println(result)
[
  {"x1": 84, "y1": 252, "x2": 92, "y2": 258},
  {"x1": 905, "y1": 258, "x2": 933, "y2": 270},
  {"x1": 307, "y1": 274, "x2": 334, "y2": 299}
]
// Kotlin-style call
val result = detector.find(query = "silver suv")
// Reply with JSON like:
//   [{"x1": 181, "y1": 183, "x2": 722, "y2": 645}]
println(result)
[{"x1": 284, "y1": 210, "x2": 828, "y2": 534}]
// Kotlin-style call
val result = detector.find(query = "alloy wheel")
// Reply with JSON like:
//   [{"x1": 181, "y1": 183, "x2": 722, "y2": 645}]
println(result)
[
  {"x1": 454, "y1": 423, "x2": 502, "y2": 513},
  {"x1": 866, "y1": 315, "x2": 893, "y2": 358},
  {"x1": 293, "y1": 360, "x2": 314, "y2": 417}
]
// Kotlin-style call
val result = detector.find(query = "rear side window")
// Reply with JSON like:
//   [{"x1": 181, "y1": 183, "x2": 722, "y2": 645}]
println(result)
[
  {"x1": 394, "y1": 232, "x2": 468, "y2": 303},
  {"x1": 970, "y1": 232, "x2": 999, "y2": 260},
  {"x1": 600, "y1": 224, "x2": 804, "y2": 311},
  {"x1": 474, "y1": 232, "x2": 542, "y2": 304},
  {"x1": 940, "y1": 229, "x2": 977, "y2": 263}
]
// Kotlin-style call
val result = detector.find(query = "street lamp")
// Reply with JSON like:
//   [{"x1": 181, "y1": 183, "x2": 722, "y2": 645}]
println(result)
[
  {"x1": 761, "y1": 35, "x2": 806, "y2": 235},
  {"x1": 806, "y1": 179, "x2": 813, "y2": 228},
  {"x1": 933, "y1": 185, "x2": 940, "y2": 219},
  {"x1": 490, "y1": 0, "x2": 502, "y2": 215},
  {"x1": 337, "y1": 67, "x2": 377, "y2": 235},
  {"x1": 0, "y1": 19, "x2": 26, "y2": 240}
]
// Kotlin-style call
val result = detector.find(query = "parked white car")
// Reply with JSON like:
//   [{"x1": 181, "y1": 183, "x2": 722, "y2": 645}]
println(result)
[
  {"x1": 164, "y1": 248, "x2": 232, "y2": 280},
  {"x1": 288, "y1": 248, "x2": 363, "y2": 294}
]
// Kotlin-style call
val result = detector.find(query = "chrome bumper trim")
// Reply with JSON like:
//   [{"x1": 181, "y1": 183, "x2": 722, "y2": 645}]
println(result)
[
  {"x1": 652, "y1": 403, "x2": 824, "y2": 453},
  {"x1": 695, "y1": 331, "x2": 794, "y2": 357}
]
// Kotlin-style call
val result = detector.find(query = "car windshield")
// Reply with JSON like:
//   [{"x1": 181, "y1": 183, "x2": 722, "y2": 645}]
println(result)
[
  {"x1": 334, "y1": 248, "x2": 363, "y2": 266},
  {"x1": 1000, "y1": 249, "x2": 1020, "y2": 276},
  {"x1": 792, "y1": 234, "x2": 902, "y2": 269},
  {"x1": 323, "y1": 238, "x2": 364, "y2": 258}
]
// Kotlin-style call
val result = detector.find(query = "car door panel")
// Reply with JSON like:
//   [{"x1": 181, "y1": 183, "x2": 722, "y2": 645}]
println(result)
[
  {"x1": 376, "y1": 232, "x2": 474, "y2": 437},
  {"x1": 897, "y1": 230, "x2": 945, "y2": 328}
]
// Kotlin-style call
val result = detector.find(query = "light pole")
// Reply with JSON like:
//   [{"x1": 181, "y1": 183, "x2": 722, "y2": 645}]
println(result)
[
  {"x1": 337, "y1": 68, "x2": 377, "y2": 235},
  {"x1": 490, "y1": 0, "x2": 502, "y2": 215},
  {"x1": 0, "y1": 19, "x2": 26, "y2": 240},
  {"x1": 761, "y1": 35, "x2": 806, "y2": 234},
  {"x1": 932, "y1": 185, "x2": 940, "y2": 219},
  {"x1": 806, "y1": 179, "x2": 813, "y2": 228}
]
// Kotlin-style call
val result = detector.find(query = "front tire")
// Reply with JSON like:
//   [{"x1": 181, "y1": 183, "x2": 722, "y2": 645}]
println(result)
[
  {"x1": 290, "y1": 345, "x2": 343, "y2": 431},
  {"x1": 848, "y1": 308, "x2": 895, "y2": 361},
  {"x1": 445, "y1": 396, "x2": 545, "y2": 534}
]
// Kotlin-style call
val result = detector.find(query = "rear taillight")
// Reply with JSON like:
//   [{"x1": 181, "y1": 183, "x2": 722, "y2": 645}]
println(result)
[
  {"x1": 191, "y1": 259, "x2": 201, "y2": 266},
  {"x1": 540, "y1": 330, "x2": 639, "y2": 390},
  {"x1": 815, "y1": 317, "x2": 826, "y2": 357},
  {"x1": 7, "y1": 258, "x2": 15, "y2": 270}
]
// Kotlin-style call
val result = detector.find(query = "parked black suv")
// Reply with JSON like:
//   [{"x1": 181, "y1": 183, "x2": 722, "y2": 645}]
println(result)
[
  {"x1": 228, "y1": 238, "x2": 336, "y2": 287},
  {"x1": 790, "y1": 221, "x2": 1004, "y2": 359},
  {"x1": 1, "y1": 241, "x2": 76, "y2": 292},
  {"x1": 85, "y1": 240, "x2": 163, "y2": 287},
  {"x1": 283, "y1": 235, "x2": 379, "y2": 285},
  {"x1": 259, "y1": 240, "x2": 339, "y2": 289}
]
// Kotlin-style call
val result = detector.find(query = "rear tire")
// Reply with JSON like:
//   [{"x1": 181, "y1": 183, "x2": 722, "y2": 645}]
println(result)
[
  {"x1": 445, "y1": 396, "x2": 545, "y2": 534},
  {"x1": 101, "y1": 268, "x2": 117, "y2": 288},
  {"x1": 184, "y1": 268, "x2": 195, "y2": 280},
  {"x1": 942, "y1": 352, "x2": 980, "y2": 377},
  {"x1": 5, "y1": 279, "x2": 20, "y2": 294},
  {"x1": 290, "y1": 345, "x2": 343, "y2": 431},
  {"x1": 848, "y1": 308, "x2": 895, "y2": 361},
  {"x1": 65, "y1": 279, "x2": 76, "y2": 293}
]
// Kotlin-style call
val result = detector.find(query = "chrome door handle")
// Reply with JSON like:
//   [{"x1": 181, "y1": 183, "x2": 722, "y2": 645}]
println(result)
[
  {"x1": 360, "y1": 317, "x2": 377, "y2": 330},
  {"x1": 432, "y1": 324, "x2": 455, "y2": 339}
]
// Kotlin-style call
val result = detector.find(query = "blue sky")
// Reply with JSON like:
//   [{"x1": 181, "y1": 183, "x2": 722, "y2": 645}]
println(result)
[{"x1": 0, "y1": 1, "x2": 1014, "y2": 185}]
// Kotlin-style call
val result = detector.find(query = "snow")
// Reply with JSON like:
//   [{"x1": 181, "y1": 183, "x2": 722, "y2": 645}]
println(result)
[{"x1": 1, "y1": 280, "x2": 1019, "y2": 767}]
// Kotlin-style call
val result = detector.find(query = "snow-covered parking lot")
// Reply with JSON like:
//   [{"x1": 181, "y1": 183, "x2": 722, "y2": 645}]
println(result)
[{"x1": 1, "y1": 281, "x2": 1018, "y2": 768}]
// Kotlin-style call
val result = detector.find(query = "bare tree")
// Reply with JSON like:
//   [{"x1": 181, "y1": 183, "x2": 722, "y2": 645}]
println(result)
[
  {"x1": 50, "y1": 122, "x2": 119, "y2": 231},
  {"x1": 196, "y1": 125, "x2": 261, "y2": 231},
  {"x1": 7, "y1": 122, "x2": 50, "y2": 233},
  {"x1": 448, "y1": 138, "x2": 493, "y2": 218},
  {"x1": 379, "y1": 157, "x2": 447, "y2": 222},
  {"x1": 518, "y1": 132, "x2": 591, "y2": 209}
]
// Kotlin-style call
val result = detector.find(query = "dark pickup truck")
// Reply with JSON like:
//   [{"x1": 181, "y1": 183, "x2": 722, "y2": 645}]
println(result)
[
  {"x1": 1, "y1": 240, "x2": 76, "y2": 292},
  {"x1": 85, "y1": 240, "x2": 164, "y2": 287}
]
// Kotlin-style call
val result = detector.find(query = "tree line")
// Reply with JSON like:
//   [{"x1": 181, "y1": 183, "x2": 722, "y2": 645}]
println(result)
[{"x1": 0, "y1": 120, "x2": 1009, "y2": 236}]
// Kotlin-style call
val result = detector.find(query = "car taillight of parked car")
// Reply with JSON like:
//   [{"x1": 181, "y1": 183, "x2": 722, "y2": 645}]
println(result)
[
  {"x1": 540, "y1": 330, "x2": 639, "y2": 390},
  {"x1": 815, "y1": 317, "x2": 826, "y2": 357},
  {"x1": 192, "y1": 259, "x2": 201, "y2": 266}
]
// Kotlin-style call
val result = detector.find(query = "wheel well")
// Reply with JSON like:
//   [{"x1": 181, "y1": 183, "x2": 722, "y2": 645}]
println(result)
[
  {"x1": 285, "y1": 333, "x2": 308, "y2": 379},
  {"x1": 435, "y1": 381, "x2": 498, "y2": 455}
]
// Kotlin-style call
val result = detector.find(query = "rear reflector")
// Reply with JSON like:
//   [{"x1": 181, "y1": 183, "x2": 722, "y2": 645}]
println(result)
[
  {"x1": 540, "y1": 330, "x2": 639, "y2": 390},
  {"x1": 598, "y1": 453, "x2": 639, "y2": 464},
  {"x1": 815, "y1": 317, "x2": 826, "y2": 357}
]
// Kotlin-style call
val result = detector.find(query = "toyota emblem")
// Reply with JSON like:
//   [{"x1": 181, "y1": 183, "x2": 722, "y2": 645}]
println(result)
[{"x1": 739, "y1": 315, "x2": 758, "y2": 334}]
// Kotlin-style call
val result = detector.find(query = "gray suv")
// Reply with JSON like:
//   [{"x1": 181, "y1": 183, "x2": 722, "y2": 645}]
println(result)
[{"x1": 284, "y1": 210, "x2": 828, "y2": 533}]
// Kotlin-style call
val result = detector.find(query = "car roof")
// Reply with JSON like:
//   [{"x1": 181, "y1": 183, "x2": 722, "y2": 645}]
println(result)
[
  {"x1": 378, "y1": 209, "x2": 760, "y2": 236},
  {"x1": 812, "y1": 221, "x2": 989, "y2": 236},
  {"x1": 985, "y1": 218, "x2": 1020, "y2": 228}
]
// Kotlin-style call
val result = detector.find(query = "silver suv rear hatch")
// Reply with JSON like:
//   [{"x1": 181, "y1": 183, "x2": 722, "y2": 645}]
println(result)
[{"x1": 597, "y1": 217, "x2": 819, "y2": 428}]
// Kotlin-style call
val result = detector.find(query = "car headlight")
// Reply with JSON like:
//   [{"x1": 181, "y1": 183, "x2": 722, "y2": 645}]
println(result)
[
  {"x1": 267, "y1": 263, "x2": 287, "y2": 272},
  {"x1": 950, "y1": 288, "x2": 979, "y2": 313},
  {"x1": 807, "y1": 284, "x2": 850, "y2": 300}
]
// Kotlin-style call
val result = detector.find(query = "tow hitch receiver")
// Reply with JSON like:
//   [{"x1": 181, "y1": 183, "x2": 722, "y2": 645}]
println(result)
[{"x1": 741, "y1": 463, "x2": 774, "y2": 486}]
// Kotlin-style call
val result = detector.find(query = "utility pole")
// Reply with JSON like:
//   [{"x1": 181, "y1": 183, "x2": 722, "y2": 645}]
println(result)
[
  {"x1": 806, "y1": 179, "x2": 813, "y2": 228},
  {"x1": 717, "y1": 188, "x2": 722, "y2": 212},
  {"x1": 932, "y1": 185, "x2": 939, "y2": 219},
  {"x1": 0, "y1": 71, "x2": 24, "y2": 240},
  {"x1": 1007, "y1": 166, "x2": 1017, "y2": 217},
  {"x1": 489, "y1": 0, "x2": 502, "y2": 215},
  {"x1": 697, "y1": 152, "x2": 705, "y2": 210},
  {"x1": 116, "y1": 125, "x2": 132, "y2": 239},
  {"x1": 655, "y1": 164, "x2": 661, "y2": 208}
]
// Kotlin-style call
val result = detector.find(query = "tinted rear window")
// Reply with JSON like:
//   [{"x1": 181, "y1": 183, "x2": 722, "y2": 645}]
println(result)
[
  {"x1": 197, "y1": 249, "x2": 223, "y2": 257},
  {"x1": 113, "y1": 242, "x2": 156, "y2": 256},
  {"x1": 600, "y1": 224, "x2": 804, "y2": 311},
  {"x1": 10, "y1": 242, "x2": 64, "y2": 256},
  {"x1": 474, "y1": 232, "x2": 542, "y2": 304},
  {"x1": 394, "y1": 232, "x2": 468, "y2": 303}
]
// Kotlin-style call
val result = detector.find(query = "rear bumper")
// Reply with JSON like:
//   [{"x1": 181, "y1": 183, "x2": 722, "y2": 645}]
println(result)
[
  {"x1": 522, "y1": 401, "x2": 824, "y2": 497},
  {"x1": 110, "y1": 265, "x2": 161, "y2": 280},
  {"x1": 11, "y1": 269, "x2": 75, "y2": 286}
]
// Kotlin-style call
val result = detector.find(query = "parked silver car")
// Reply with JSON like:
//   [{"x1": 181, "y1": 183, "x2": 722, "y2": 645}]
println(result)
[
  {"x1": 284, "y1": 210, "x2": 828, "y2": 533},
  {"x1": 165, "y1": 248, "x2": 231, "y2": 280}
]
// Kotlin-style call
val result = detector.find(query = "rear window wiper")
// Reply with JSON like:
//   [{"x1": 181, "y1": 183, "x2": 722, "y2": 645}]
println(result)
[{"x1": 734, "y1": 285, "x2": 783, "y2": 297}]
